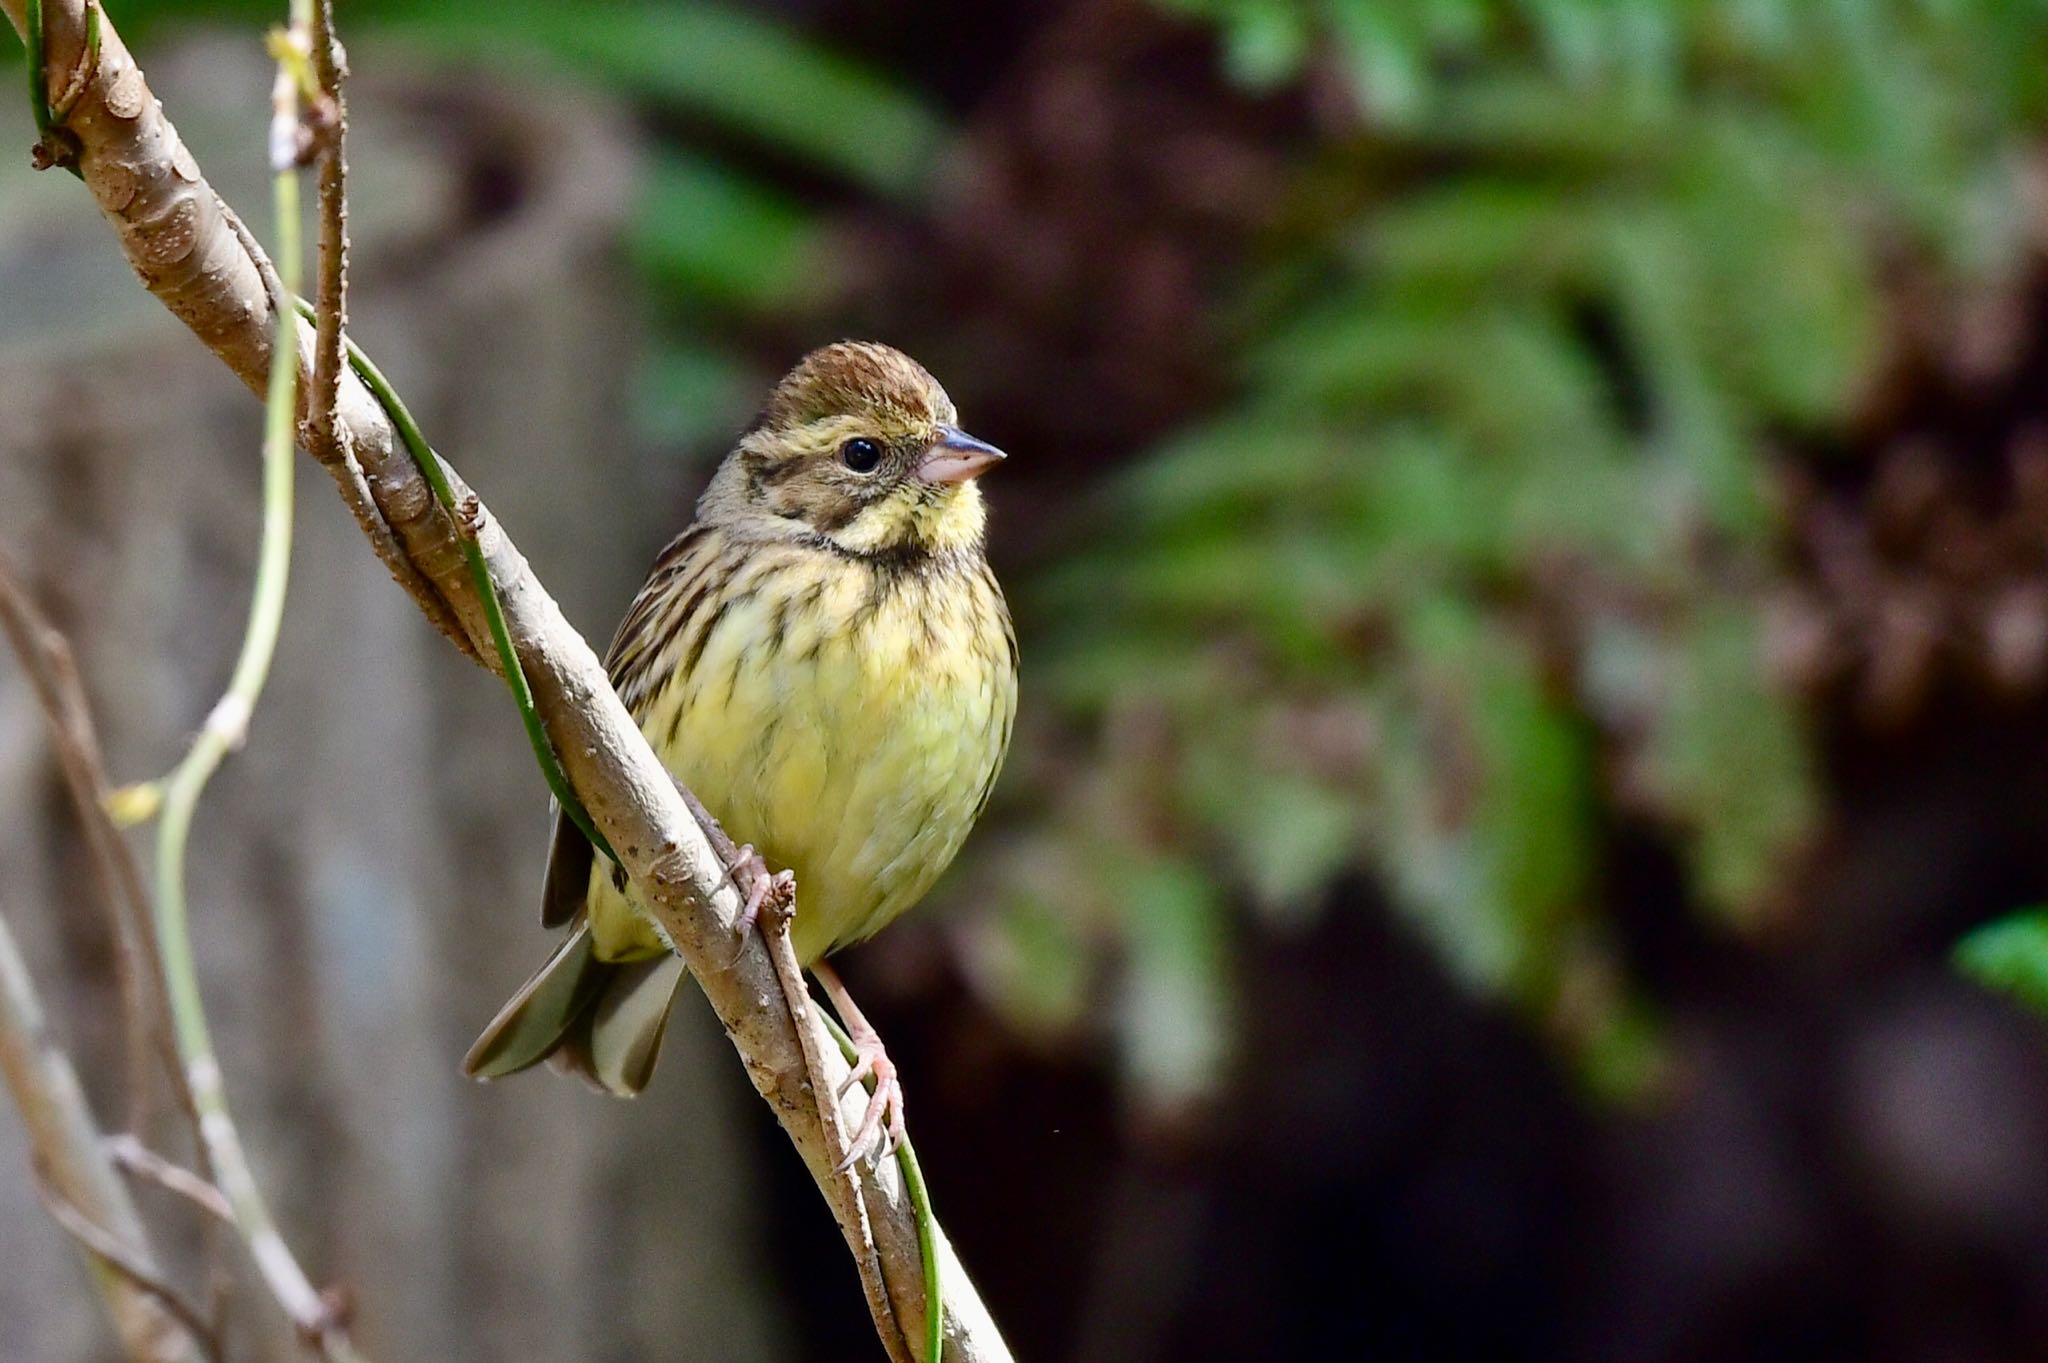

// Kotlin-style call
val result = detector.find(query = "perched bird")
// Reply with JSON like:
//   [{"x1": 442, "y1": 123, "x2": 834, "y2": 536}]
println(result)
[{"x1": 465, "y1": 341, "x2": 1016, "y2": 1152}]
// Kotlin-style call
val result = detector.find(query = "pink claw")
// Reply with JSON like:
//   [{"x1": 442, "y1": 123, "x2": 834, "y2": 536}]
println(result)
[
  {"x1": 835, "y1": 1032, "x2": 906, "y2": 1172},
  {"x1": 716, "y1": 845, "x2": 790, "y2": 966}
]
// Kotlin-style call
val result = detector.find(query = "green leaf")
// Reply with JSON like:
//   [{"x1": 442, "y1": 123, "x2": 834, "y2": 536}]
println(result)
[
  {"x1": 379, "y1": 0, "x2": 946, "y2": 196},
  {"x1": 634, "y1": 341, "x2": 756, "y2": 447},
  {"x1": 1645, "y1": 604, "x2": 1817, "y2": 920},
  {"x1": 1219, "y1": 0, "x2": 1316, "y2": 87},
  {"x1": 1374, "y1": 612, "x2": 1595, "y2": 1000},
  {"x1": 632, "y1": 152, "x2": 821, "y2": 309},
  {"x1": 1118, "y1": 857, "x2": 1233, "y2": 1110},
  {"x1": 1326, "y1": 1, "x2": 1430, "y2": 124},
  {"x1": 1956, "y1": 909, "x2": 2048, "y2": 1016}
]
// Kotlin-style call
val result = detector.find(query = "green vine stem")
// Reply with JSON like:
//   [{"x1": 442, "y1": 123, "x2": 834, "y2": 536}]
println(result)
[
  {"x1": 148, "y1": 29, "x2": 369, "y2": 1363},
  {"x1": 21, "y1": 0, "x2": 47, "y2": 130},
  {"x1": 21, "y1": 0, "x2": 97, "y2": 177}
]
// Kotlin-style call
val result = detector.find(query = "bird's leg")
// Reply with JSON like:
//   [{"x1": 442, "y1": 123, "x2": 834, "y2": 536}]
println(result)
[{"x1": 812, "y1": 960, "x2": 906, "y2": 1170}]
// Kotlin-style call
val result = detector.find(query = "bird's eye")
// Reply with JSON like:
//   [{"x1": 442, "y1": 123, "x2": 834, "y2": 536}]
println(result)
[{"x1": 840, "y1": 437, "x2": 883, "y2": 473}]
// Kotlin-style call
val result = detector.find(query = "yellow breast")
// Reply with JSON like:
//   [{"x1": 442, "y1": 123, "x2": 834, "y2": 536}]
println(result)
[{"x1": 587, "y1": 542, "x2": 1016, "y2": 966}]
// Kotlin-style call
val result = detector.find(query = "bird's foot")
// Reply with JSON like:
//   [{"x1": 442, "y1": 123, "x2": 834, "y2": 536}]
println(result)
[
  {"x1": 814, "y1": 960, "x2": 906, "y2": 1170},
  {"x1": 835, "y1": 1030, "x2": 906, "y2": 1171},
  {"x1": 718, "y1": 843, "x2": 792, "y2": 966},
  {"x1": 729, "y1": 844, "x2": 794, "y2": 933}
]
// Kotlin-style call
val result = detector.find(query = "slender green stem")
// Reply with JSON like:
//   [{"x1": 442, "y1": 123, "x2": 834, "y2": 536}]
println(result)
[
  {"x1": 150, "y1": 76, "x2": 368, "y2": 1363},
  {"x1": 23, "y1": 0, "x2": 48, "y2": 135},
  {"x1": 896, "y1": 1137, "x2": 943, "y2": 1363},
  {"x1": 294, "y1": 297, "x2": 616, "y2": 864},
  {"x1": 78, "y1": 4, "x2": 97, "y2": 103},
  {"x1": 20, "y1": 0, "x2": 96, "y2": 179},
  {"x1": 822, "y1": 1013, "x2": 944, "y2": 1363}
]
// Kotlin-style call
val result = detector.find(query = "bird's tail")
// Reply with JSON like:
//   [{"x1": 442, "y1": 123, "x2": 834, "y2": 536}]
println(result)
[{"x1": 463, "y1": 925, "x2": 688, "y2": 1097}]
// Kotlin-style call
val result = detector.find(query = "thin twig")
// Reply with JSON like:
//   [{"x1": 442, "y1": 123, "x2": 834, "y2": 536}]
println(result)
[
  {"x1": 270, "y1": 0, "x2": 479, "y2": 666},
  {"x1": 307, "y1": 0, "x2": 346, "y2": 454},
  {"x1": 0, "y1": 547, "x2": 232, "y2": 1341},
  {"x1": 0, "y1": 548, "x2": 178, "y2": 1136},
  {"x1": 32, "y1": 1163, "x2": 221, "y2": 1360},
  {"x1": 0, "y1": 899, "x2": 199, "y2": 1363},
  {"x1": 105, "y1": 1134, "x2": 235, "y2": 1226},
  {"x1": 218, "y1": 204, "x2": 480, "y2": 669}
]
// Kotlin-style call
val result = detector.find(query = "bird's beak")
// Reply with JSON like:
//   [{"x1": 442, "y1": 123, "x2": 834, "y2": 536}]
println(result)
[{"x1": 917, "y1": 426, "x2": 1007, "y2": 484}]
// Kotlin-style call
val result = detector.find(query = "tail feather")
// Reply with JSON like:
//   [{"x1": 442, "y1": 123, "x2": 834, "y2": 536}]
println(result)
[
  {"x1": 554, "y1": 955, "x2": 688, "y2": 1096},
  {"x1": 464, "y1": 927, "x2": 604, "y2": 1080},
  {"x1": 464, "y1": 926, "x2": 689, "y2": 1096}
]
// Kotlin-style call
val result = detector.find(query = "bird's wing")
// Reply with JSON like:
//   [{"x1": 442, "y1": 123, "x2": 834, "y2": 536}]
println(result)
[
  {"x1": 537, "y1": 804, "x2": 594, "y2": 929},
  {"x1": 538, "y1": 523, "x2": 716, "y2": 929}
]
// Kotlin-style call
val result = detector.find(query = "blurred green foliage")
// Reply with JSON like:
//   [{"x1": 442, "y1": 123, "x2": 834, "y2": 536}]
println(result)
[
  {"x1": 359, "y1": 0, "x2": 948, "y2": 446},
  {"x1": 1956, "y1": 908, "x2": 2048, "y2": 1014},
  {"x1": 1013, "y1": 0, "x2": 2048, "y2": 1101},
  {"x1": 373, "y1": 1, "x2": 944, "y2": 198}
]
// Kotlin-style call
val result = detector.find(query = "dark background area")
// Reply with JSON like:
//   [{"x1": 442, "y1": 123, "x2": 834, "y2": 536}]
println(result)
[{"x1": 10, "y1": 2, "x2": 2048, "y2": 1360}]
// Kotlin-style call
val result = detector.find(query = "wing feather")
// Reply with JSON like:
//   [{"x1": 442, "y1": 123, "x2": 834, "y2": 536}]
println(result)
[{"x1": 537, "y1": 523, "x2": 725, "y2": 928}]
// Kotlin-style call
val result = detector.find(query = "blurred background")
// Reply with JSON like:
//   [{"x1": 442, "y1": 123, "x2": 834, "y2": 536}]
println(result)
[{"x1": 9, "y1": 1, "x2": 2048, "y2": 1359}]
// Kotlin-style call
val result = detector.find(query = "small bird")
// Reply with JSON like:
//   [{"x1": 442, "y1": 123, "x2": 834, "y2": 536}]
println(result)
[{"x1": 465, "y1": 342, "x2": 1016, "y2": 1154}]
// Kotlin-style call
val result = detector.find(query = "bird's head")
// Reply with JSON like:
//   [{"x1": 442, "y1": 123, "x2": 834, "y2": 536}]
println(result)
[{"x1": 703, "y1": 341, "x2": 1005, "y2": 562}]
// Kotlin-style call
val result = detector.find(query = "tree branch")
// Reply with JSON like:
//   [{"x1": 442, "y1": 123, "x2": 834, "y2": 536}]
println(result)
[{"x1": 1, "y1": 3, "x2": 1009, "y2": 1357}]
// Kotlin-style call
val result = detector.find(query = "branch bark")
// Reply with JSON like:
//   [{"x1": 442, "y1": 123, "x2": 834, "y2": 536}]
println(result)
[{"x1": 0, "y1": 4, "x2": 1009, "y2": 1358}]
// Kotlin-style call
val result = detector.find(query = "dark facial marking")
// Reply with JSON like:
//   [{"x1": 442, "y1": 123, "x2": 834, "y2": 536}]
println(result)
[
  {"x1": 808, "y1": 489, "x2": 868, "y2": 533},
  {"x1": 743, "y1": 450, "x2": 810, "y2": 509}
]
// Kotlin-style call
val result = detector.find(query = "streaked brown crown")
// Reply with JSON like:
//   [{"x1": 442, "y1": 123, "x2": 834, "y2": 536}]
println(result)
[{"x1": 753, "y1": 341, "x2": 956, "y2": 434}]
